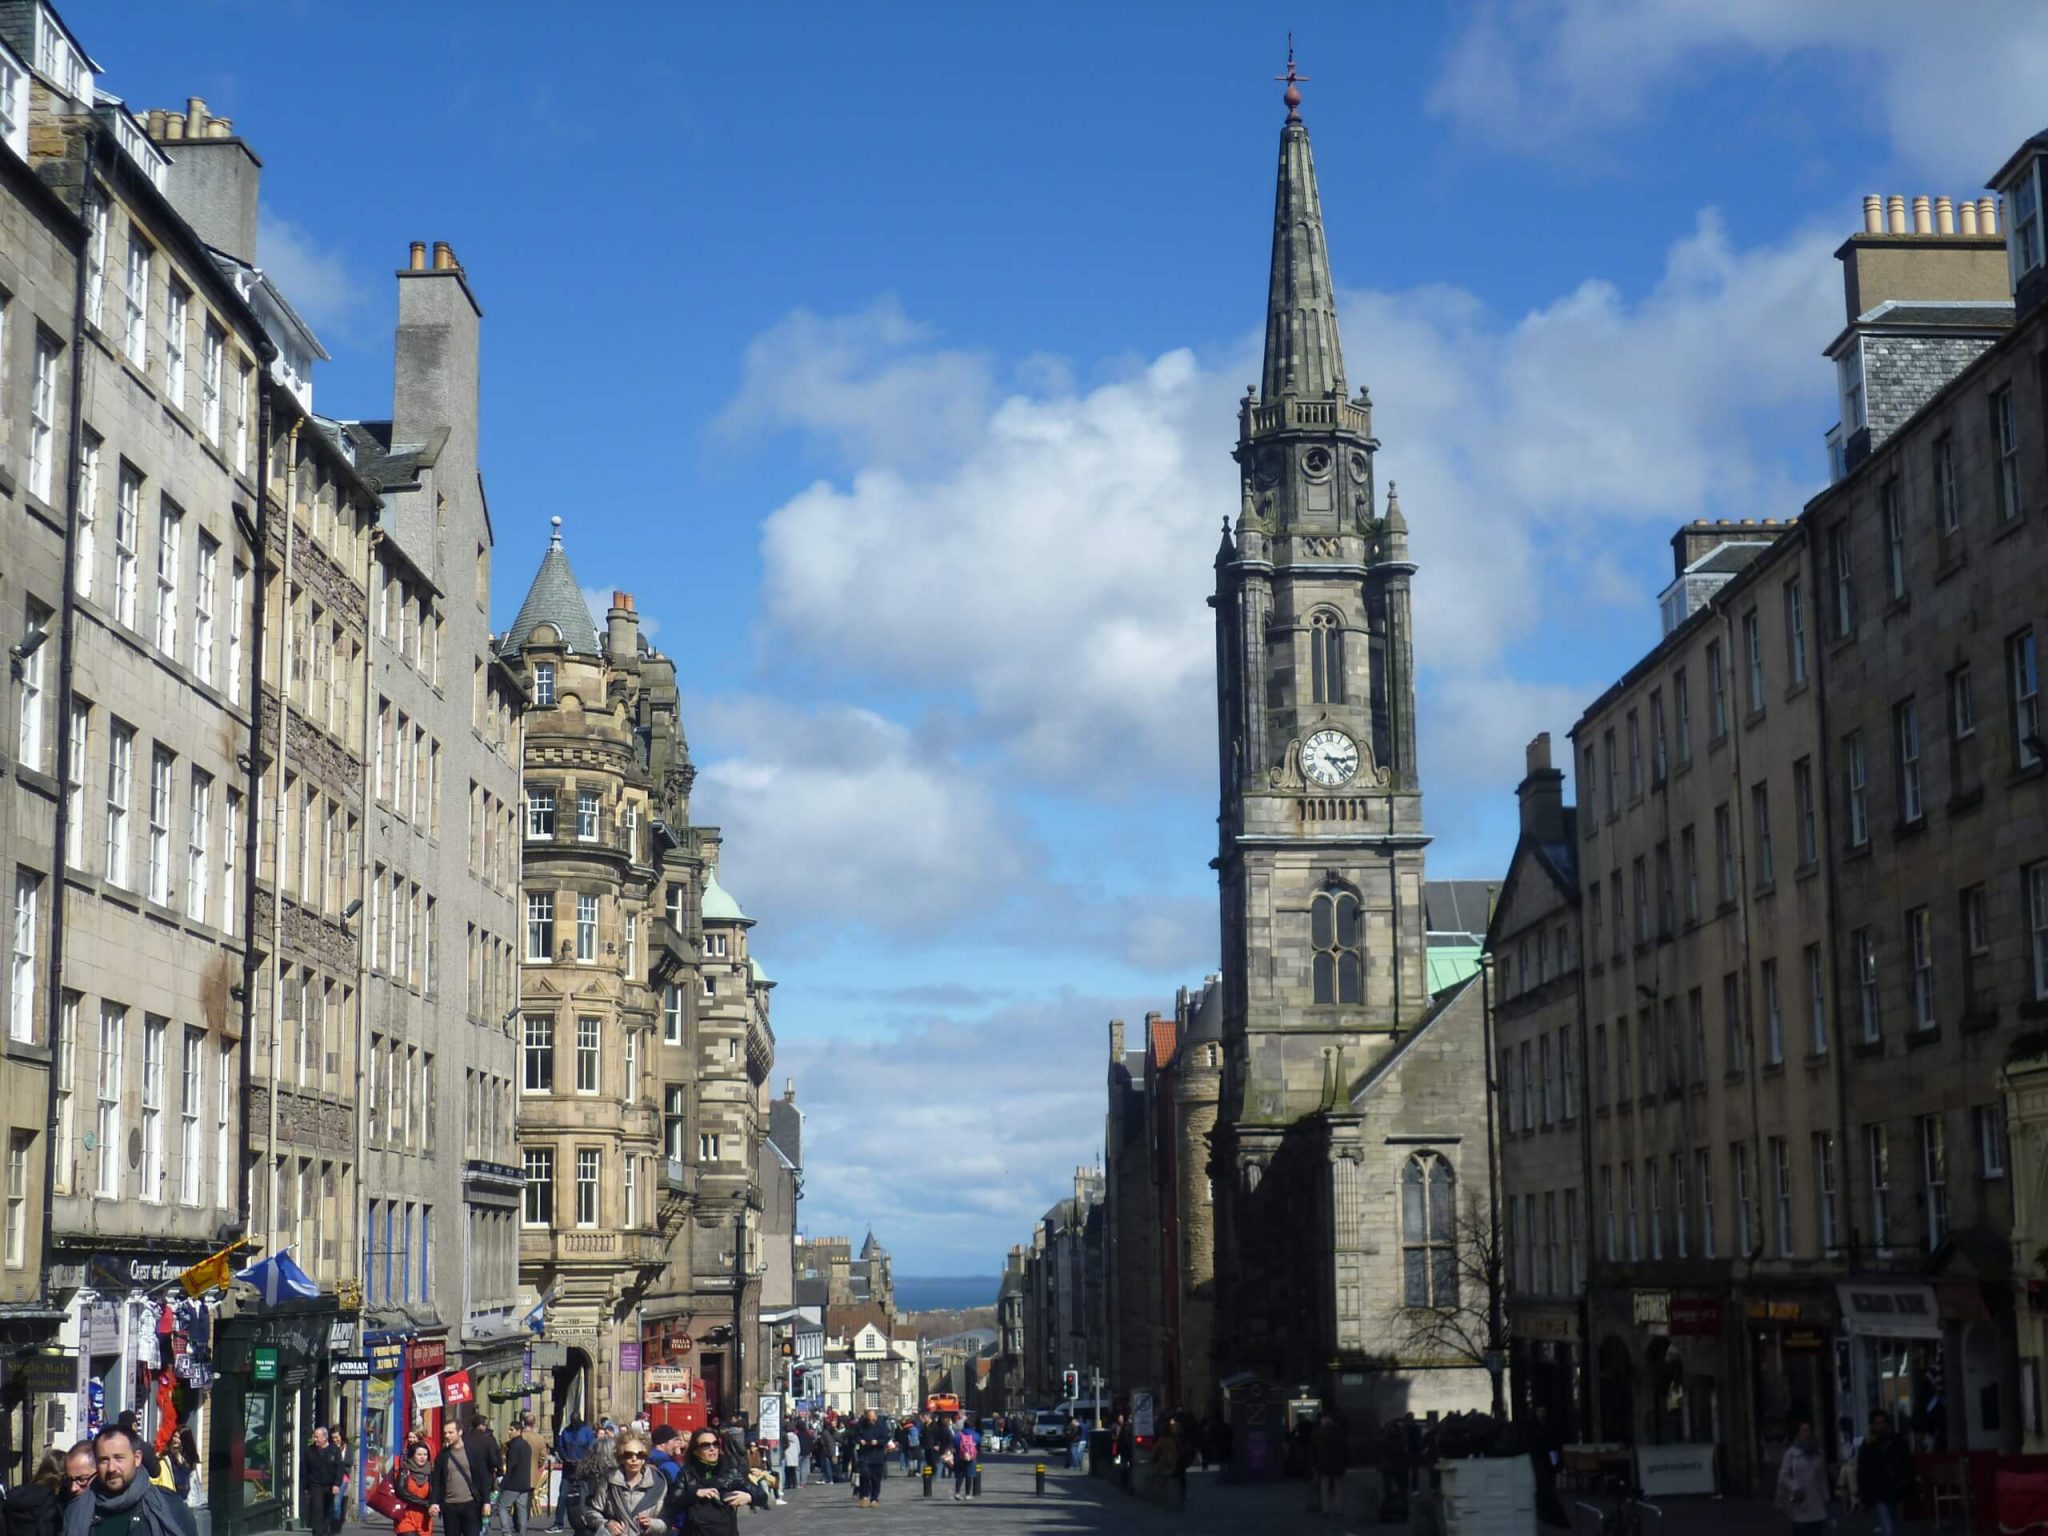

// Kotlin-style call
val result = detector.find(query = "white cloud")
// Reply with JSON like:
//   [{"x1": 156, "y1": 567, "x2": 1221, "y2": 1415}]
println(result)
[
  {"x1": 255, "y1": 207, "x2": 366, "y2": 344},
  {"x1": 691, "y1": 698, "x2": 1032, "y2": 936},
  {"x1": 1431, "y1": 0, "x2": 2048, "y2": 180},
  {"x1": 733, "y1": 208, "x2": 1837, "y2": 802}
]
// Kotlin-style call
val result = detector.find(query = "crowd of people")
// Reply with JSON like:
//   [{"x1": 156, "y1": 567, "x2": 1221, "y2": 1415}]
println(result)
[{"x1": 0, "y1": 1420, "x2": 200, "y2": 1536}]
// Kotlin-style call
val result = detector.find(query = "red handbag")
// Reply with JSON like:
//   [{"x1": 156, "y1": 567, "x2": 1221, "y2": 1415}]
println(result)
[{"x1": 365, "y1": 1475, "x2": 404, "y2": 1522}]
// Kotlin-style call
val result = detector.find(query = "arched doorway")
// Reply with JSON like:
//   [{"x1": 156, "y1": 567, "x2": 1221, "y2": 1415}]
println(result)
[
  {"x1": 1598, "y1": 1336, "x2": 1635, "y2": 1445},
  {"x1": 553, "y1": 1347, "x2": 593, "y2": 1433}
]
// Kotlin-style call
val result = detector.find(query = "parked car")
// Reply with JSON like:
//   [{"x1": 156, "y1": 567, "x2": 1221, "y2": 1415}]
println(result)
[{"x1": 1032, "y1": 1410, "x2": 1069, "y2": 1447}]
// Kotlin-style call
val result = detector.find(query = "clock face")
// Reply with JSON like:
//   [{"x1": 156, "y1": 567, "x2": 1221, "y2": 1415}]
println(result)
[{"x1": 1302, "y1": 729, "x2": 1359, "y2": 788}]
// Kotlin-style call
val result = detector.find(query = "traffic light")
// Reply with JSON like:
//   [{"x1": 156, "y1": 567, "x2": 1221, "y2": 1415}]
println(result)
[
  {"x1": 1063, "y1": 1368, "x2": 1078, "y2": 1400},
  {"x1": 780, "y1": 1338, "x2": 794, "y2": 1357}
]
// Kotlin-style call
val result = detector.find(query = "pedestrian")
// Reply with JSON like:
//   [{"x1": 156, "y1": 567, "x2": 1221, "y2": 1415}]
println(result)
[
  {"x1": 645, "y1": 1428, "x2": 681, "y2": 1489},
  {"x1": 923, "y1": 1415, "x2": 952, "y2": 1488},
  {"x1": 576, "y1": 1431, "x2": 664, "y2": 1536},
  {"x1": 302, "y1": 1426, "x2": 345, "y2": 1536},
  {"x1": 430, "y1": 1419, "x2": 494, "y2": 1536},
  {"x1": 330, "y1": 1426, "x2": 353, "y2": 1526},
  {"x1": 112, "y1": 1417, "x2": 159, "y2": 1485},
  {"x1": 1776, "y1": 1421, "x2": 1831, "y2": 1536},
  {"x1": 951, "y1": 1421, "x2": 978, "y2": 1502},
  {"x1": 850, "y1": 1409, "x2": 893, "y2": 1508},
  {"x1": 3, "y1": 1448, "x2": 68, "y2": 1536},
  {"x1": 56, "y1": 1446, "x2": 95, "y2": 1517},
  {"x1": 810, "y1": 1421, "x2": 836, "y2": 1485},
  {"x1": 1151, "y1": 1419, "x2": 1182, "y2": 1511},
  {"x1": 1065, "y1": 1415, "x2": 1083, "y2": 1471},
  {"x1": 500, "y1": 1415, "x2": 537, "y2": 1535},
  {"x1": 1856, "y1": 1411, "x2": 1915, "y2": 1536},
  {"x1": 781, "y1": 1425, "x2": 801, "y2": 1491},
  {"x1": 667, "y1": 1432, "x2": 750, "y2": 1536},
  {"x1": 899, "y1": 1417, "x2": 918, "y2": 1475},
  {"x1": 715, "y1": 1417, "x2": 745, "y2": 1470},
  {"x1": 60, "y1": 1426, "x2": 197, "y2": 1536},
  {"x1": 1528, "y1": 1404, "x2": 1568, "y2": 1529},
  {"x1": 165, "y1": 1430, "x2": 200, "y2": 1509},
  {"x1": 1114, "y1": 1415, "x2": 1135, "y2": 1492},
  {"x1": 551, "y1": 1418, "x2": 595, "y2": 1532},
  {"x1": 1309, "y1": 1409, "x2": 1346, "y2": 1516},
  {"x1": 391, "y1": 1443, "x2": 437, "y2": 1536},
  {"x1": 463, "y1": 1416, "x2": 505, "y2": 1517}
]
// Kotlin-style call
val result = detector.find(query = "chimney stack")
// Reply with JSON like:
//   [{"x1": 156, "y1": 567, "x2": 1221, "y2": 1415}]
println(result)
[
  {"x1": 1108, "y1": 1018, "x2": 1125, "y2": 1063},
  {"x1": 606, "y1": 590, "x2": 641, "y2": 665},
  {"x1": 148, "y1": 96, "x2": 261, "y2": 264},
  {"x1": 1517, "y1": 732, "x2": 1567, "y2": 845}
]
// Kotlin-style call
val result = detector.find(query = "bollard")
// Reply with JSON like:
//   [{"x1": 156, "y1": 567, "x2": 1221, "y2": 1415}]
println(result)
[
  {"x1": 1035, "y1": 1462, "x2": 1047, "y2": 1496},
  {"x1": 923, "y1": 1465, "x2": 934, "y2": 1498},
  {"x1": 973, "y1": 1466, "x2": 983, "y2": 1499}
]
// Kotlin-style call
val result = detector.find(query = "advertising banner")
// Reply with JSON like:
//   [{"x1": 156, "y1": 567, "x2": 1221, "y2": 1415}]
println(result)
[{"x1": 412, "y1": 1373, "x2": 444, "y2": 1412}]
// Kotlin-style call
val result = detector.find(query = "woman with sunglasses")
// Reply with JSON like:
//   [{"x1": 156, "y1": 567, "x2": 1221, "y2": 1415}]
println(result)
[
  {"x1": 577, "y1": 1433, "x2": 667, "y2": 1536},
  {"x1": 667, "y1": 1432, "x2": 750, "y2": 1536}
]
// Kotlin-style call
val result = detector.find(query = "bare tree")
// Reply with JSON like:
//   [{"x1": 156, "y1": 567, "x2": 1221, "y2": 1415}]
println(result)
[{"x1": 1374, "y1": 1191, "x2": 1506, "y2": 1412}]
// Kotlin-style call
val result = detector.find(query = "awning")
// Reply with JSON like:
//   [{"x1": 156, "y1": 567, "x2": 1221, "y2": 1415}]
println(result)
[{"x1": 1836, "y1": 1281, "x2": 1942, "y2": 1339}]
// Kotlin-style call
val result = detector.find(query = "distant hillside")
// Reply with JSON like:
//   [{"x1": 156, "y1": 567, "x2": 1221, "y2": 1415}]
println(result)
[
  {"x1": 901, "y1": 1307, "x2": 996, "y2": 1341},
  {"x1": 895, "y1": 1275, "x2": 999, "y2": 1312}
]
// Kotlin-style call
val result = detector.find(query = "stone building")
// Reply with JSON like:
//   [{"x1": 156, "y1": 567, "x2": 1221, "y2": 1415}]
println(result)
[
  {"x1": 1207, "y1": 77, "x2": 1492, "y2": 1426},
  {"x1": 988, "y1": 1247, "x2": 1026, "y2": 1410},
  {"x1": 1020, "y1": 1169, "x2": 1103, "y2": 1406},
  {"x1": 333, "y1": 238, "x2": 526, "y2": 1450},
  {"x1": 505, "y1": 531, "x2": 779, "y2": 1425},
  {"x1": 1484, "y1": 736, "x2": 1584, "y2": 1438},
  {"x1": 1806, "y1": 161, "x2": 2047, "y2": 1458}
]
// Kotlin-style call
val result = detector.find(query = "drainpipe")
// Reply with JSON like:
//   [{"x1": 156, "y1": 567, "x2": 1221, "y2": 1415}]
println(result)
[
  {"x1": 235, "y1": 378, "x2": 275, "y2": 1238},
  {"x1": 349, "y1": 523, "x2": 378, "y2": 1506},
  {"x1": 264, "y1": 420, "x2": 300, "y2": 1258},
  {"x1": 37, "y1": 121, "x2": 100, "y2": 1372}
]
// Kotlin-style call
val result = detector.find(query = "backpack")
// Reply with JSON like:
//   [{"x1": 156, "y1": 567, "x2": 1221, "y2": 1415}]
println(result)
[{"x1": 957, "y1": 1431, "x2": 978, "y2": 1462}]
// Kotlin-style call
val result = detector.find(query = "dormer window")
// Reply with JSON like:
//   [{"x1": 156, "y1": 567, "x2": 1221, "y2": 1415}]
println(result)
[
  {"x1": 1836, "y1": 341, "x2": 1865, "y2": 434},
  {"x1": 2009, "y1": 164, "x2": 2043, "y2": 286}
]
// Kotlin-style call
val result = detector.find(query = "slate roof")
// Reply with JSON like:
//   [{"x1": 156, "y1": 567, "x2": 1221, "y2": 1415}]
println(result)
[
  {"x1": 326, "y1": 419, "x2": 434, "y2": 490},
  {"x1": 501, "y1": 520, "x2": 600, "y2": 657},
  {"x1": 1859, "y1": 300, "x2": 2015, "y2": 332},
  {"x1": 1183, "y1": 976, "x2": 1223, "y2": 1044},
  {"x1": 1424, "y1": 880, "x2": 1495, "y2": 945}
]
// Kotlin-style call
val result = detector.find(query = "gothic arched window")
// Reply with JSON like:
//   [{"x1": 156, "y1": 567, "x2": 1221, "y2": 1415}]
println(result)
[
  {"x1": 1311, "y1": 887, "x2": 1363, "y2": 1004},
  {"x1": 1310, "y1": 611, "x2": 1344, "y2": 705},
  {"x1": 1402, "y1": 1151, "x2": 1459, "y2": 1308}
]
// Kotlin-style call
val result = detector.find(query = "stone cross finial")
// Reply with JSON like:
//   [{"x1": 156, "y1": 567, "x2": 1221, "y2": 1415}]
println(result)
[{"x1": 1275, "y1": 35, "x2": 1308, "y2": 120}]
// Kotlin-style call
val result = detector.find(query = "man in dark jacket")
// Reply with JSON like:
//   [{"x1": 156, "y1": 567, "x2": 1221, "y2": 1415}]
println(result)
[
  {"x1": 62, "y1": 1426, "x2": 197, "y2": 1536},
  {"x1": 645, "y1": 1428, "x2": 683, "y2": 1486},
  {"x1": 550, "y1": 1419, "x2": 595, "y2": 1532},
  {"x1": 300, "y1": 1427, "x2": 344, "y2": 1536},
  {"x1": 1856, "y1": 1411, "x2": 1915, "y2": 1536},
  {"x1": 498, "y1": 1415, "x2": 536, "y2": 1535},
  {"x1": 850, "y1": 1411, "x2": 894, "y2": 1508},
  {"x1": 462, "y1": 1415, "x2": 504, "y2": 1510}
]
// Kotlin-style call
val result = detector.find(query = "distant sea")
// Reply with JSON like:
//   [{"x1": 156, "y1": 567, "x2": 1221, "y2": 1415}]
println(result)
[{"x1": 895, "y1": 1275, "x2": 999, "y2": 1312}]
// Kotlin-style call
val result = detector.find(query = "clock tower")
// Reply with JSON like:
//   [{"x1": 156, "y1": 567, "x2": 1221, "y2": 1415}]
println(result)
[{"x1": 1210, "y1": 64, "x2": 1433, "y2": 1378}]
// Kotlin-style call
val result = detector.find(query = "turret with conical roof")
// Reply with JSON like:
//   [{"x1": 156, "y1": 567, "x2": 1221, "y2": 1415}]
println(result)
[{"x1": 502, "y1": 516, "x2": 600, "y2": 657}]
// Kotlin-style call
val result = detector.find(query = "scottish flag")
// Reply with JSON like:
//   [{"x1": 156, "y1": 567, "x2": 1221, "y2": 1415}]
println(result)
[{"x1": 234, "y1": 1250, "x2": 321, "y2": 1305}]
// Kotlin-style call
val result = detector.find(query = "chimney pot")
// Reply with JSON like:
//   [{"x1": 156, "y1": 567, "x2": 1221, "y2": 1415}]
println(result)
[
  {"x1": 1888, "y1": 195, "x2": 1908, "y2": 234},
  {"x1": 186, "y1": 97, "x2": 206, "y2": 136},
  {"x1": 1961, "y1": 200, "x2": 1980, "y2": 235},
  {"x1": 1980, "y1": 197, "x2": 2000, "y2": 235},
  {"x1": 1863, "y1": 195, "x2": 1883, "y2": 234},
  {"x1": 432, "y1": 241, "x2": 455, "y2": 271},
  {"x1": 409, "y1": 242, "x2": 427, "y2": 271},
  {"x1": 1913, "y1": 195, "x2": 1932, "y2": 234},
  {"x1": 1936, "y1": 196, "x2": 1956, "y2": 235}
]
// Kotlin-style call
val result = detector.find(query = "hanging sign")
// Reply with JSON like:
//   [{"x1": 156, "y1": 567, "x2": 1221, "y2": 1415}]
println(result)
[
  {"x1": 442, "y1": 1370, "x2": 474, "y2": 1405},
  {"x1": 332, "y1": 1358, "x2": 372, "y2": 1381},
  {"x1": 252, "y1": 1348, "x2": 279, "y2": 1383},
  {"x1": 412, "y1": 1373, "x2": 444, "y2": 1411}
]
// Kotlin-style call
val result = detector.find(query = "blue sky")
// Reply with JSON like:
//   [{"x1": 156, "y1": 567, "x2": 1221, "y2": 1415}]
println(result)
[{"x1": 83, "y1": 0, "x2": 2048, "y2": 1274}]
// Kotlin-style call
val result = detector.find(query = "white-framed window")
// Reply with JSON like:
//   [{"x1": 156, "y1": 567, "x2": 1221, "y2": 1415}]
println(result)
[
  {"x1": 1646, "y1": 1159, "x2": 1663, "y2": 1260},
  {"x1": 1882, "y1": 478, "x2": 1906, "y2": 599},
  {"x1": 1623, "y1": 1162, "x2": 1640, "y2": 1260},
  {"x1": 227, "y1": 563, "x2": 246, "y2": 705},
  {"x1": 699, "y1": 1132, "x2": 722, "y2": 1164},
  {"x1": 1793, "y1": 757, "x2": 1817, "y2": 867},
  {"x1": 1672, "y1": 1152, "x2": 1688, "y2": 1259},
  {"x1": 192, "y1": 534, "x2": 217, "y2": 683},
  {"x1": 526, "y1": 788, "x2": 554, "y2": 839},
  {"x1": 179, "y1": 1027, "x2": 203, "y2": 1206},
  {"x1": 665, "y1": 1084, "x2": 687, "y2": 1162},
  {"x1": 522, "y1": 1015, "x2": 553, "y2": 1093},
  {"x1": 1854, "y1": 927, "x2": 1880, "y2": 1042},
  {"x1": 1920, "y1": 1114, "x2": 1947, "y2": 1249},
  {"x1": 533, "y1": 663, "x2": 555, "y2": 707},
  {"x1": 114, "y1": 465, "x2": 140, "y2": 628},
  {"x1": 1724, "y1": 972, "x2": 1745, "y2": 1074},
  {"x1": 147, "y1": 746, "x2": 173, "y2": 906},
  {"x1": 1844, "y1": 732, "x2": 1869, "y2": 847},
  {"x1": 1906, "y1": 907, "x2": 1935, "y2": 1031},
  {"x1": 185, "y1": 769, "x2": 211, "y2": 923},
  {"x1": 1867, "y1": 1125, "x2": 1892, "y2": 1253},
  {"x1": 575, "y1": 1016, "x2": 599, "y2": 1094},
  {"x1": 1752, "y1": 782, "x2": 1774, "y2": 887},
  {"x1": 576, "y1": 791, "x2": 599, "y2": 841},
  {"x1": 28, "y1": 332, "x2": 56, "y2": 502},
  {"x1": 3, "y1": 1129, "x2": 26, "y2": 1268},
  {"x1": 1994, "y1": 386, "x2": 2022, "y2": 523},
  {"x1": 65, "y1": 701, "x2": 87, "y2": 867},
  {"x1": 221, "y1": 788, "x2": 240, "y2": 938},
  {"x1": 1805, "y1": 943, "x2": 1827, "y2": 1056},
  {"x1": 122, "y1": 232, "x2": 150, "y2": 366},
  {"x1": 154, "y1": 503, "x2": 181, "y2": 655},
  {"x1": 526, "y1": 893, "x2": 554, "y2": 961},
  {"x1": 1814, "y1": 1131, "x2": 1839, "y2": 1254},
  {"x1": 1742, "y1": 610, "x2": 1765, "y2": 713},
  {"x1": 234, "y1": 362, "x2": 251, "y2": 473},
  {"x1": 1713, "y1": 805, "x2": 1734, "y2": 904},
  {"x1": 1784, "y1": 578, "x2": 1807, "y2": 684},
  {"x1": 575, "y1": 1147, "x2": 599, "y2": 1226},
  {"x1": 522, "y1": 1147, "x2": 553, "y2": 1227},
  {"x1": 200, "y1": 321, "x2": 224, "y2": 442},
  {"x1": 2011, "y1": 628, "x2": 2041, "y2": 768},
  {"x1": 215, "y1": 1038, "x2": 233, "y2": 1204},
  {"x1": 74, "y1": 431, "x2": 99, "y2": 597},
  {"x1": 2028, "y1": 863, "x2": 2048, "y2": 1000},
  {"x1": 576, "y1": 893, "x2": 597, "y2": 962},
  {"x1": 2013, "y1": 168, "x2": 2045, "y2": 281},
  {"x1": 1837, "y1": 341, "x2": 1865, "y2": 432},
  {"x1": 1895, "y1": 700, "x2": 1923, "y2": 824},
  {"x1": 1732, "y1": 1141, "x2": 1755, "y2": 1256},
  {"x1": 1828, "y1": 523, "x2": 1855, "y2": 639},
  {"x1": 1626, "y1": 710, "x2": 1643, "y2": 799},
  {"x1": 9, "y1": 870, "x2": 37, "y2": 1043},
  {"x1": 104, "y1": 721, "x2": 133, "y2": 888},
  {"x1": 1934, "y1": 431, "x2": 1960, "y2": 535},
  {"x1": 1674, "y1": 668, "x2": 1692, "y2": 764},
  {"x1": 164, "y1": 281, "x2": 188, "y2": 407},
  {"x1": 83, "y1": 194, "x2": 106, "y2": 329},
  {"x1": 1975, "y1": 1104, "x2": 2007, "y2": 1180},
  {"x1": 16, "y1": 600, "x2": 46, "y2": 770},
  {"x1": 624, "y1": 1153, "x2": 638, "y2": 1229},
  {"x1": 96, "y1": 1002, "x2": 125, "y2": 1197},
  {"x1": 1761, "y1": 958, "x2": 1782, "y2": 1065},
  {"x1": 1697, "y1": 1148, "x2": 1716, "y2": 1259},
  {"x1": 662, "y1": 984, "x2": 683, "y2": 1044},
  {"x1": 623, "y1": 1028, "x2": 638, "y2": 1103},
  {"x1": 1770, "y1": 1135, "x2": 1793, "y2": 1256}
]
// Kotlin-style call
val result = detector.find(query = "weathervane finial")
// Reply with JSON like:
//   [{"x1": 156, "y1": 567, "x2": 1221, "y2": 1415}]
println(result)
[{"x1": 1275, "y1": 33, "x2": 1307, "y2": 120}]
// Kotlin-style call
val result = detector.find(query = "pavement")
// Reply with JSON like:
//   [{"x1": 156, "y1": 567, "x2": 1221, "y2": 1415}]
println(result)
[{"x1": 336, "y1": 1454, "x2": 1935, "y2": 1535}]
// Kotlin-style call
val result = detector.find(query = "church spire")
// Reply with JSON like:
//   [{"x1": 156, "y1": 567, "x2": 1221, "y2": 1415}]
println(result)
[{"x1": 1261, "y1": 45, "x2": 1347, "y2": 403}]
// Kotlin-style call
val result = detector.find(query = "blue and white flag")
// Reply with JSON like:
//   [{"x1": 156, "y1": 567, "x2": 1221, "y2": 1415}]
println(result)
[{"x1": 234, "y1": 1250, "x2": 320, "y2": 1305}]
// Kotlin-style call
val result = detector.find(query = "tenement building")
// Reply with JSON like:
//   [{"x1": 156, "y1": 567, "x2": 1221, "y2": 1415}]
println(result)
[
  {"x1": 1206, "y1": 73, "x2": 1492, "y2": 1426},
  {"x1": 335, "y1": 239, "x2": 526, "y2": 1452},
  {"x1": 1484, "y1": 736, "x2": 1584, "y2": 1437},
  {"x1": 506, "y1": 529, "x2": 779, "y2": 1424}
]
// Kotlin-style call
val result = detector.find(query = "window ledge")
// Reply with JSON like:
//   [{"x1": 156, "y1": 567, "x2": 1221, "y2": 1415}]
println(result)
[
  {"x1": 1795, "y1": 861, "x2": 1820, "y2": 883},
  {"x1": 1948, "y1": 786, "x2": 1984, "y2": 815},
  {"x1": 1961, "y1": 1008, "x2": 2000, "y2": 1035},
  {"x1": 2011, "y1": 761, "x2": 2047, "y2": 787},
  {"x1": 1804, "y1": 1050, "x2": 1831, "y2": 1067},
  {"x1": 1842, "y1": 842, "x2": 1874, "y2": 865},
  {"x1": 1905, "y1": 1025, "x2": 1943, "y2": 1050},
  {"x1": 1884, "y1": 594, "x2": 1912, "y2": 620},
  {"x1": 1753, "y1": 879, "x2": 1777, "y2": 899},
  {"x1": 1744, "y1": 707, "x2": 1767, "y2": 729},
  {"x1": 1784, "y1": 679, "x2": 1810, "y2": 702},
  {"x1": 1850, "y1": 1037, "x2": 1885, "y2": 1060},
  {"x1": 1993, "y1": 512, "x2": 2029, "y2": 544},
  {"x1": 1761, "y1": 1060, "x2": 1786, "y2": 1079},
  {"x1": 1934, "y1": 546, "x2": 1966, "y2": 583},
  {"x1": 1724, "y1": 1069, "x2": 1748, "y2": 1086},
  {"x1": 1893, "y1": 817, "x2": 1928, "y2": 840}
]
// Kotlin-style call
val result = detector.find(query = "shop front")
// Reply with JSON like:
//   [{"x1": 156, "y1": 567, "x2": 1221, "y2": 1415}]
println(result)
[
  {"x1": 1509, "y1": 1301, "x2": 1584, "y2": 1439},
  {"x1": 211, "y1": 1296, "x2": 340, "y2": 1536},
  {"x1": 1837, "y1": 1279, "x2": 1944, "y2": 1450},
  {"x1": 358, "y1": 1332, "x2": 408, "y2": 1499},
  {"x1": 401, "y1": 1334, "x2": 448, "y2": 1449},
  {"x1": 1739, "y1": 1289, "x2": 1837, "y2": 1490}
]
